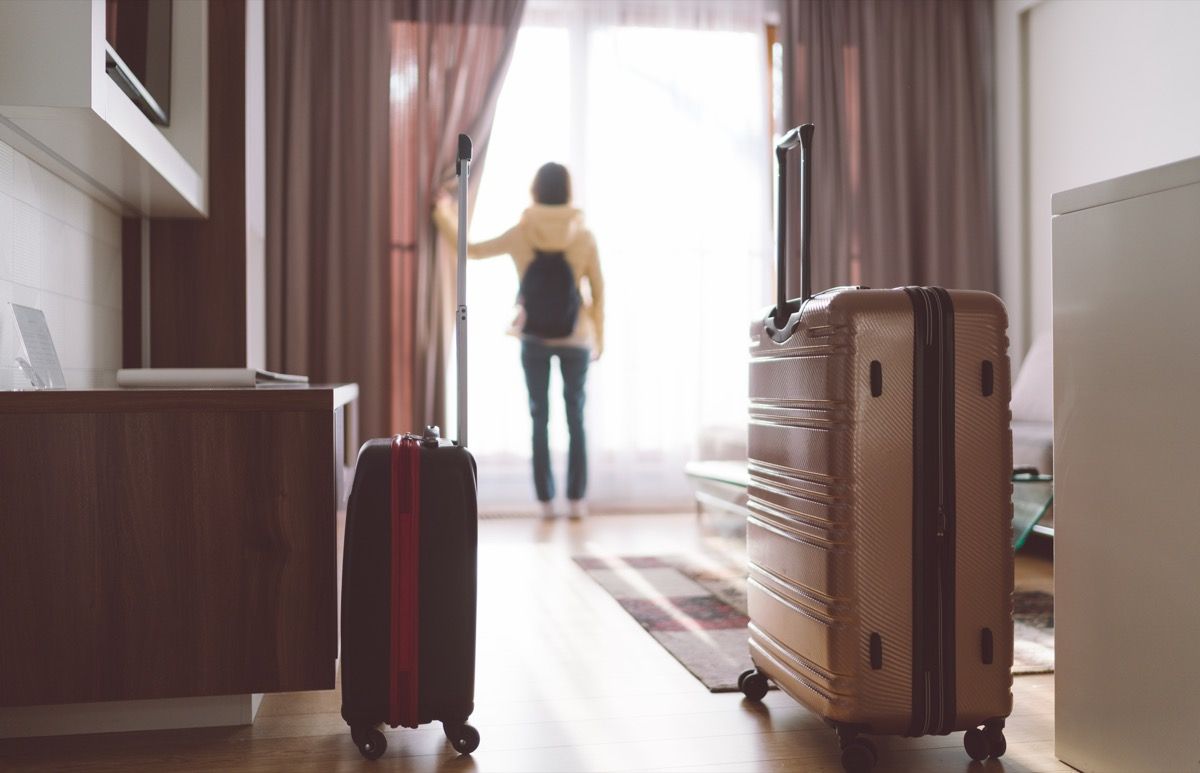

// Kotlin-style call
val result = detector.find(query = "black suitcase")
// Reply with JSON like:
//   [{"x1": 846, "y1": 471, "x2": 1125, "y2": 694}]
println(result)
[{"x1": 340, "y1": 134, "x2": 480, "y2": 760}]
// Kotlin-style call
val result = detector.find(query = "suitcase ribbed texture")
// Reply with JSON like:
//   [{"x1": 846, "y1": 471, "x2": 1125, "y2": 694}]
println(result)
[
  {"x1": 747, "y1": 289, "x2": 1013, "y2": 736},
  {"x1": 744, "y1": 126, "x2": 1013, "y2": 762}
]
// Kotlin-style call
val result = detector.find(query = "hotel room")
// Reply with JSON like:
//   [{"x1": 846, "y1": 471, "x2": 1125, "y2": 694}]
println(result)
[{"x1": 1, "y1": 0, "x2": 1198, "y2": 770}]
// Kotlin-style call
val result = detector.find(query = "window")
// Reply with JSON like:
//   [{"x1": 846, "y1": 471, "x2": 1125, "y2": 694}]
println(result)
[{"x1": 465, "y1": 13, "x2": 772, "y2": 511}]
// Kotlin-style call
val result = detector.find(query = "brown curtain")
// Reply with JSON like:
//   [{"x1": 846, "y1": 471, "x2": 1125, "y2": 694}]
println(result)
[
  {"x1": 391, "y1": 0, "x2": 525, "y2": 434},
  {"x1": 780, "y1": 0, "x2": 995, "y2": 295},
  {"x1": 265, "y1": 0, "x2": 523, "y2": 439},
  {"x1": 266, "y1": 0, "x2": 393, "y2": 436}
]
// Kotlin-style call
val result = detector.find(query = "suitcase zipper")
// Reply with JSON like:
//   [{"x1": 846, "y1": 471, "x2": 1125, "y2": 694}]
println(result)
[
  {"x1": 905, "y1": 287, "x2": 957, "y2": 737},
  {"x1": 906, "y1": 287, "x2": 931, "y2": 737},
  {"x1": 930, "y1": 288, "x2": 946, "y2": 736},
  {"x1": 932, "y1": 287, "x2": 957, "y2": 736},
  {"x1": 926, "y1": 285, "x2": 945, "y2": 734}
]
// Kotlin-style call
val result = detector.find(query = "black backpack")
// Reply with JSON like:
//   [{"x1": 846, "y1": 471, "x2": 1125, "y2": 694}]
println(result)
[{"x1": 519, "y1": 250, "x2": 581, "y2": 338}]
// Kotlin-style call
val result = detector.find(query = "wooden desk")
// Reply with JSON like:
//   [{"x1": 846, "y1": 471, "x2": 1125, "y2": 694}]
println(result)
[{"x1": 0, "y1": 384, "x2": 357, "y2": 708}]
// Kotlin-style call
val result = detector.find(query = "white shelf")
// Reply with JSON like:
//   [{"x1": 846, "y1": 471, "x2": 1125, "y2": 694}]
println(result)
[{"x1": 0, "y1": 0, "x2": 207, "y2": 217}]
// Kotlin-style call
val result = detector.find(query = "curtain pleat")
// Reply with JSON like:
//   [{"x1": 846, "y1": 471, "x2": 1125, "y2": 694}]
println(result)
[
  {"x1": 781, "y1": 0, "x2": 996, "y2": 295},
  {"x1": 266, "y1": 0, "x2": 393, "y2": 437},
  {"x1": 265, "y1": 0, "x2": 523, "y2": 439},
  {"x1": 392, "y1": 0, "x2": 525, "y2": 434}
]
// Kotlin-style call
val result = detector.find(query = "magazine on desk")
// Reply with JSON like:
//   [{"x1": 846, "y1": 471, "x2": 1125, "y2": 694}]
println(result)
[{"x1": 116, "y1": 368, "x2": 309, "y2": 388}]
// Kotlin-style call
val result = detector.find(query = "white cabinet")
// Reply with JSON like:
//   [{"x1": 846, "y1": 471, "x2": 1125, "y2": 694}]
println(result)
[
  {"x1": 1053, "y1": 156, "x2": 1200, "y2": 771},
  {"x1": 0, "y1": 0, "x2": 207, "y2": 217}
]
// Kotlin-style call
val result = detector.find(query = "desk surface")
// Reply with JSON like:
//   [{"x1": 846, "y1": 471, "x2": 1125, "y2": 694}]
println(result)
[{"x1": 0, "y1": 383, "x2": 358, "y2": 413}]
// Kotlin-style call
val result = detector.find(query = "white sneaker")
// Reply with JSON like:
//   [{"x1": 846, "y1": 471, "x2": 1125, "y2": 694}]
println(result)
[
  {"x1": 568, "y1": 499, "x2": 589, "y2": 520},
  {"x1": 538, "y1": 501, "x2": 556, "y2": 520}
]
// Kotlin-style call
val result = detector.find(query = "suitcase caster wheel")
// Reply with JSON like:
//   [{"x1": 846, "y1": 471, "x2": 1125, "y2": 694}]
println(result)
[
  {"x1": 355, "y1": 727, "x2": 387, "y2": 760},
  {"x1": 445, "y1": 722, "x2": 480, "y2": 755},
  {"x1": 986, "y1": 727, "x2": 1007, "y2": 759},
  {"x1": 964, "y1": 727, "x2": 989, "y2": 761},
  {"x1": 840, "y1": 739, "x2": 876, "y2": 773},
  {"x1": 738, "y1": 669, "x2": 769, "y2": 702}
]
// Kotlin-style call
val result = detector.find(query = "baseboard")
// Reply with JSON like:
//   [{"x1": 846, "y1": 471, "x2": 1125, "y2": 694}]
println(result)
[{"x1": 0, "y1": 693, "x2": 264, "y2": 738}]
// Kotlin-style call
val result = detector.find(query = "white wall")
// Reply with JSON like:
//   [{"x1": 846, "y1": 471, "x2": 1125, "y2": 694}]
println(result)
[
  {"x1": 244, "y1": 0, "x2": 265, "y2": 370},
  {"x1": 160, "y1": 0, "x2": 210, "y2": 213},
  {"x1": 996, "y1": 0, "x2": 1200, "y2": 365},
  {"x1": 0, "y1": 138, "x2": 122, "y2": 389}
]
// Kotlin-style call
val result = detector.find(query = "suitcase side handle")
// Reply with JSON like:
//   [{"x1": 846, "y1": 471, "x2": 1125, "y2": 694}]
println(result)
[
  {"x1": 455, "y1": 133, "x2": 472, "y2": 446},
  {"x1": 773, "y1": 123, "x2": 814, "y2": 330}
]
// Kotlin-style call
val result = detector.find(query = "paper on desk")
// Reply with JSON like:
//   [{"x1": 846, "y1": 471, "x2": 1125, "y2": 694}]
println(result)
[
  {"x1": 10, "y1": 304, "x2": 66, "y2": 388},
  {"x1": 116, "y1": 368, "x2": 309, "y2": 388}
]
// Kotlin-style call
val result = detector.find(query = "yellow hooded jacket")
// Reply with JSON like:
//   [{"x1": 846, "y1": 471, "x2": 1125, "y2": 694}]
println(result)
[{"x1": 436, "y1": 203, "x2": 605, "y2": 355}]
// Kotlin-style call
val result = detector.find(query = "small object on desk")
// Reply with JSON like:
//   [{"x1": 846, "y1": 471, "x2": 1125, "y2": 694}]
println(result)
[
  {"x1": 9, "y1": 303, "x2": 65, "y2": 389},
  {"x1": 116, "y1": 368, "x2": 309, "y2": 388},
  {"x1": 14, "y1": 357, "x2": 44, "y2": 389}
]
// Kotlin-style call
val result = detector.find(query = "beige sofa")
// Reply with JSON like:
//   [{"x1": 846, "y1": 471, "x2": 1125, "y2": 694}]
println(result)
[{"x1": 1011, "y1": 333, "x2": 1053, "y2": 474}]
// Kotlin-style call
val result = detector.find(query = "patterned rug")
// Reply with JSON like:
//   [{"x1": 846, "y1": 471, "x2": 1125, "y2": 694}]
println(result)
[
  {"x1": 573, "y1": 554, "x2": 1054, "y2": 692},
  {"x1": 1013, "y1": 589, "x2": 1055, "y2": 675}
]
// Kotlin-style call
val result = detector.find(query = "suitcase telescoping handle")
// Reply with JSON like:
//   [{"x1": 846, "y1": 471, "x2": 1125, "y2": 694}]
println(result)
[
  {"x1": 773, "y1": 123, "x2": 814, "y2": 329},
  {"x1": 456, "y1": 133, "x2": 472, "y2": 447}
]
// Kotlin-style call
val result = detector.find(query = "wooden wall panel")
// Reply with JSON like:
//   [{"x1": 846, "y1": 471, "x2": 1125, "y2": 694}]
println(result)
[{"x1": 148, "y1": 0, "x2": 250, "y2": 366}]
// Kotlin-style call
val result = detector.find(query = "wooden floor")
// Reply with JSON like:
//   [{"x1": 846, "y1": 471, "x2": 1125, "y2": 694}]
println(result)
[{"x1": 0, "y1": 514, "x2": 1063, "y2": 772}]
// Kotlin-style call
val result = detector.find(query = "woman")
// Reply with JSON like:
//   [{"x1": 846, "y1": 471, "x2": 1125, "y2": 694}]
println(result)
[{"x1": 436, "y1": 162, "x2": 604, "y2": 520}]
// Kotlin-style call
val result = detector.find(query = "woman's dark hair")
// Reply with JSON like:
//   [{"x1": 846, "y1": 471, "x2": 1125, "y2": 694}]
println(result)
[{"x1": 531, "y1": 162, "x2": 571, "y2": 205}]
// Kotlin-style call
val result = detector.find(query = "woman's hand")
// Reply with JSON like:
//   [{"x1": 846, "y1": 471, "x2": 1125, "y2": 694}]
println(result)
[{"x1": 431, "y1": 191, "x2": 459, "y2": 245}]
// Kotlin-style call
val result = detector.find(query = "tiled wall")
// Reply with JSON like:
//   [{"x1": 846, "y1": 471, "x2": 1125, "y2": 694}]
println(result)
[{"x1": 0, "y1": 139, "x2": 123, "y2": 389}]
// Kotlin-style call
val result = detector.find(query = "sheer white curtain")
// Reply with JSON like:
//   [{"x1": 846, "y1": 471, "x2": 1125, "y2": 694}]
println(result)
[{"x1": 463, "y1": 0, "x2": 773, "y2": 512}]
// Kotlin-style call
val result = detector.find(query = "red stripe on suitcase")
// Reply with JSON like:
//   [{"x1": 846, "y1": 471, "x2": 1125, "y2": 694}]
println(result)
[{"x1": 389, "y1": 436, "x2": 421, "y2": 728}]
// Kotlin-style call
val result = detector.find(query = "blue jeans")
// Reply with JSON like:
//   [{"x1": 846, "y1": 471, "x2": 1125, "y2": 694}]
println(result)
[{"x1": 520, "y1": 339, "x2": 589, "y2": 502}]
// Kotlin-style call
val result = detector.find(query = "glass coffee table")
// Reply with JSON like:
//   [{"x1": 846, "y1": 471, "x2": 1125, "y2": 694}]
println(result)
[
  {"x1": 1012, "y1": 468, "x2": 1054, "y2": 549},
  {"x1": 685, "y1": 461, "x2": 1054, "y2": 550}
]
